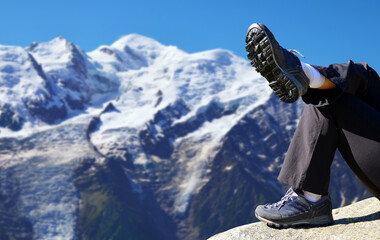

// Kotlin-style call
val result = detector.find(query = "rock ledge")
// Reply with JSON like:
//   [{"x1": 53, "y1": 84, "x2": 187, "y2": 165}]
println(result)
[{"x1": 208, "y1": 197, "x2": 380, "y2": 240}]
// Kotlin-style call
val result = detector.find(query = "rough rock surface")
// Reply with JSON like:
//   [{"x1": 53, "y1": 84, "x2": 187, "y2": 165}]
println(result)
[{"x1": 208, "y1": 197, "x2": 380, "y2": 240}]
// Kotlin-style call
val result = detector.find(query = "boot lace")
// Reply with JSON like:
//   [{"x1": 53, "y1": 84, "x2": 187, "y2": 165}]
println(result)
[
  {"x1": 288, "y1": 49, "x2": 306, "y2": 58},
  {"x1": 265, "y1": 188, "x2": 298, "y2": 209}
]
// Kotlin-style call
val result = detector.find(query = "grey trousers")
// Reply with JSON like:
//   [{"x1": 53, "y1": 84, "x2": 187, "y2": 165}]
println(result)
[{"x1": 278, "y1": 61, "x2": 380, "y2": 199}]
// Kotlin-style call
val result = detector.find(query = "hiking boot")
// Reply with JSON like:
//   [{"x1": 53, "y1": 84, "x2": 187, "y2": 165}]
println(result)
[
  {"x1": 245, "y1": 23, "x2": 310, "y2": 103},
  {"x1": 255, "y1": 188, "x2": 334, "y2": 228}
]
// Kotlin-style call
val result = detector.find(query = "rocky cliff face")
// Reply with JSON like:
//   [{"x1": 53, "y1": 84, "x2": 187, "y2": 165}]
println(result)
[
  {"x1": 0, "y1": 35, "x2": 372, "y2": 240},
  {"x1": 208, "y1": 197, "x2": 380, "y2": 240}
]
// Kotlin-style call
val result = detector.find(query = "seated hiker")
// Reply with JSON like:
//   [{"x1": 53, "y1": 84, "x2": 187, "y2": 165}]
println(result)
[{"x1": 245, "y1": 23, "x2": 380, "y2": 227}]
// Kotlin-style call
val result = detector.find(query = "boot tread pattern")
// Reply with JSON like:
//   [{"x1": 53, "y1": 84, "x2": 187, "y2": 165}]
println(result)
[{"x1": 246, "y1": 25, "x2": 299, "y2": 103}]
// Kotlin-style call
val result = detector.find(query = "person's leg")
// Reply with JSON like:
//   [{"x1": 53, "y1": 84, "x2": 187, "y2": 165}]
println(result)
[
  {"x1": 294, "y1": 61, "x2": 380, "y2": 199},
  {"x1": 256, "y1": 93, "x2": 380, "y2": 227},
  {"x1": 278, "y1": 94, "x2": 380, "y2": 199},
  {"x1": 334, "y1": 94, "x2": 380, "y2": 199},
  {"x1": 246, "y1": 22, "x2": 380, "y2": 227},
  {"x1": 254, "y1": 105, "x2": 336, "y2": 227},
  {"x1": 278, "y1": 104, "x2": 338, "y2": 196},
  {"x1": 245, "y1": 23, "x2": 337, "y2": 226}
]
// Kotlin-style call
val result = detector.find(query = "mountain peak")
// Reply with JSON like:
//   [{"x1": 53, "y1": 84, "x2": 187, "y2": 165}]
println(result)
[
  {"x1": 88, "y1": 34, "x2": 172, "y2": 72},
  {"x1": 25, "y1": 35, "x2": 88, "y2": 74},
  {"x1": 53, "y1": 35, "x2": 69, "y2": 43},
  {"x1": 111, "y1": 33, "x2": 164, "y2": 51},
  {"x1": 26, "y1": 36, "x2": 80, "y2": 56}
]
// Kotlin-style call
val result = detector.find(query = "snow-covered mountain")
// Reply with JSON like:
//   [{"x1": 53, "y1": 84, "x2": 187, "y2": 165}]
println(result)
[{"x1": 0, "y1": 35, "x2": 371, "y2": 240}]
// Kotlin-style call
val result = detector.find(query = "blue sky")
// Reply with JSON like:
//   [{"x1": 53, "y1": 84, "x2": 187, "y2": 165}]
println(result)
[{"x1": 1, "y1": 0, "x2": 380, "y2": 70}]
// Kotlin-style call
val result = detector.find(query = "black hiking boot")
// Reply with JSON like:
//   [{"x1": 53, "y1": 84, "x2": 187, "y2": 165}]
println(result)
[
  {"x1": 255, "y1": 188, "x2": 334, "y2": 228},
  {"x1": 245, "y1": 23, "x2": 310, "y2": 103}
]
